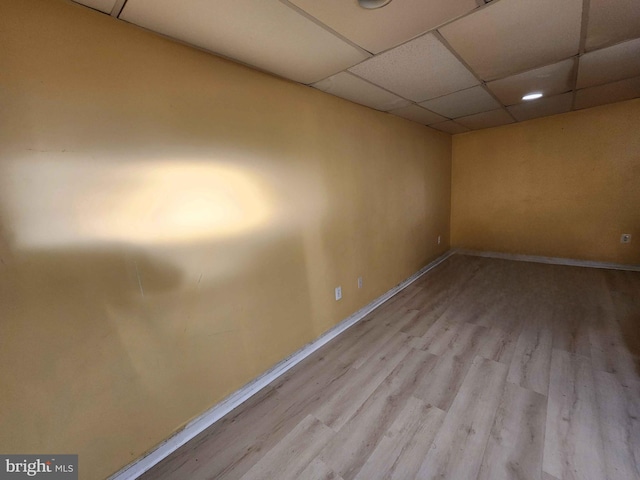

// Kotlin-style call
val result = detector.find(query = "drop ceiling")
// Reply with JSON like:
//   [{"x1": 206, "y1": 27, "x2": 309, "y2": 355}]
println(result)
[{"x1": 73, "y1": 0, "x2": 640, "y2": 133}]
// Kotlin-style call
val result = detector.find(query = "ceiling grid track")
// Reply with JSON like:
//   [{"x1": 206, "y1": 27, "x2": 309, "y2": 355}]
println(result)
[
  {"x1": 69, "y1": 0, "x2": 640, "y2": 132},
  {"x1": 277, "y1": 0, "x2": 374, "y2": 62},
  {"x1": 432, "y1": 30, "x2": 517, "y2": 124},
  {"x1": 571, "y1": 0, "x2": 592, "y2": 110},
  {"x1": 110, "y1": 0, "x2": 127, "y2": 17},
  {"x1": 342, "y1": 71, "x2": 414, "y2": 105},
  {"x1": 340, "y1": 0, "x2": 511, "y2": 73}
]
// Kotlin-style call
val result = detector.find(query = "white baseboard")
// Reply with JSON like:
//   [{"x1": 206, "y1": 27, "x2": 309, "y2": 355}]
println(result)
[
  {"x1": 454, "y1": 248, "x2": 640, "y2": 272},
  {"x1": 109, "y1": 250, "x2": 454, "y2": 480}
]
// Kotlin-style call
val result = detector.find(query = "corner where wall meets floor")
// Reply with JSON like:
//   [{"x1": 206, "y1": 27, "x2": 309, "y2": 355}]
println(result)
[
  {"x1": 0, "y1": 0, "x2": 451, "y2": 479},
  {"x1": 451, "y1": 98, "x2": 640, "y2": 266}
]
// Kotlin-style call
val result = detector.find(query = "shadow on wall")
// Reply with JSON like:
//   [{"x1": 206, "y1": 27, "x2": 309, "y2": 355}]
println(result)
[
  {"x1": 0, "y1": 157, "x2": 323, "y2": 477},
  {"x1": 0, "y1": 234, "x2": 319, "y2": 476}
]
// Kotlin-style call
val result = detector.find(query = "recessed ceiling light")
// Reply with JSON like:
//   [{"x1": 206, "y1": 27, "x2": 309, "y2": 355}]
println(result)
[
  {"x1": 358, "y1": 0, "x2": 393, "y2": 9},
  {"x1": 522, "y1": 92, "x2": 543, "y2": 101}
]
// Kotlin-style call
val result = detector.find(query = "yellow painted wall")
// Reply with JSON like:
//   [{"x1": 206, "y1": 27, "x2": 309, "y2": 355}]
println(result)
[
  {"x1": 0, "y1": 0, "x2": 451, "y2": 478},
  {"x1": 452, "y1": 99, "x2": 640, "y2": 265}
]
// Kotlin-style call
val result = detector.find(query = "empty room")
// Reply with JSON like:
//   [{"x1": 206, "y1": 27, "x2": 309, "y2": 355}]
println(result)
[{"x1": 1, "y1": 0, "x2": 639, "y2": 479}]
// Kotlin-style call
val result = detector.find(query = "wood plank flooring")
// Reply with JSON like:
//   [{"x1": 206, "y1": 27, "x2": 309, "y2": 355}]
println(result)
[{"x1": 140, "y1": 255, "x2": 640, "y2": 480}]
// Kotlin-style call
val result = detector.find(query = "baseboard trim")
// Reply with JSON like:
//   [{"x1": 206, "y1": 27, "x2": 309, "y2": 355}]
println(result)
[
  {"x1": 109, "y1": 249, "x2": 454, "y2": 480},
  {"x1": 454, "y1": 248, "x2": 640, "y2": 272}
]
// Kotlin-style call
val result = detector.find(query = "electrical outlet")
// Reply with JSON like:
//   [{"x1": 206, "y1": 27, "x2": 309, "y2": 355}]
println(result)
[
  {"x1": 335, "y1": 286, "x2": 342, "y2": 301},
  {"x1": 357, "y1": 277, "x2": 363, "y2": 289},
  {"x1": 437, "y1": 235, "x2": 441, "y2": 245},
  {"x1": 621, "y1": 234, "x2": 632, "y2": 244}
]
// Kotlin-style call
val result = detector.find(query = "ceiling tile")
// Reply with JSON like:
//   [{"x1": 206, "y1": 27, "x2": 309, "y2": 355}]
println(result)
[
  {"x1": 440, "y1": 0, "x2": 582, "y2": 81},
  {"x1": 419, "y1": 86, "x2": 500, "y2": 118},
  {"x1": 455, "y1": 109, "x2": 515, "y2": 130},
  {"x1": 507, "y1": 93, "x2": 573, "y2": 122},
  {"x1": 348, "y1": 33, "x2": 479, "y2": 102},
  {"x1": 287, "y1": 0, "x2": 479, "y2": 54},
  {"x1": 585, "y1": 0, "x2": 640, "y2": 51},
  {"x1": 429, "y1": 120, "x2": 470, "y2": 134},
  {"x1": 72, "y1": 0, "x2": 116, "y2": 14},
  {"x1": 574, "y1": 76, "x2": 640, "y2": 110},
  {"x1": 577, "y1": 38, "x2": 640, "y2": 89},
  {"x1": 388, "y1": 105, "x2": 448, "y2": 126},
  {"x1": 312, "y1": 72, "x2": 410, "y2": 111},
  {"x1": 487, "y1": 59, "x2": 576, "y2": 106},
  {"x1": 120, "y1": 0, "x2": 368, "y2": 84}
]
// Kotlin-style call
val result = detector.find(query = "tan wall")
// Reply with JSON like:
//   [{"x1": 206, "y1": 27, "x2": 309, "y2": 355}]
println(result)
[
  {"x1": 452, "y1": 99, "x2": 640, "y2": 265},
  {"x1": 0, "y1": 0, "x2": 451, "y2": 478}
]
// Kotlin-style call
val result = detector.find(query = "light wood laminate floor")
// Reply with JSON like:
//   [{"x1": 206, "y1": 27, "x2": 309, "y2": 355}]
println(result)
[{"x1": 141, "y1": 255, "x2": 640, "y2": 480}]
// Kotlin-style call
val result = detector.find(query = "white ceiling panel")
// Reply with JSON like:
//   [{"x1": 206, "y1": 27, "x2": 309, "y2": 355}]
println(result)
[
  {"x1": 487, "y1": 59, "x2": 576, "y2": 106},
  {"x1": 429, "y1": 120, "x2": 470, "y2": 135},
  {"x1": 577, "y1": 38, "x2": 640, "y2": 89},
  {"x1": 348, "y1": 33, "x2": 479, "y2": 102},
  {"x1": 388, "y1": 105, "x2": 448, "y2": 126},
  {"x1": 312, "y1": 72, "x2": 410, "y2": 111},
  {"x1": 585, "y1": 0, "x2": 640, "y2": 51},
  {"x1": 507, "y1": 93, "x2": 573, "y2": 122},
  {"x1": 67, "y1": 0, "x2": 640, "y2": 130},
  {"x1": 419, "y1": 86, "x2": 500, "y2": 118},
  {"x1": 440, "y1": 0, "x2": 583, "y2": 81},
  {"x1": 286, "y1": 0, "x2": 479, "y2": 54},
  {"x1": 455, "y1": 109, "x2": 515, "y2": 130},
  {"x1": 120, "y1": 0, "x2": 368, "y2": 84},
  {"x1": 574, "y1": 76, "x2": 640, "y2": 110},
  {"x1": 72, "y1": 0, "x2": 117, "y2": 14}
]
